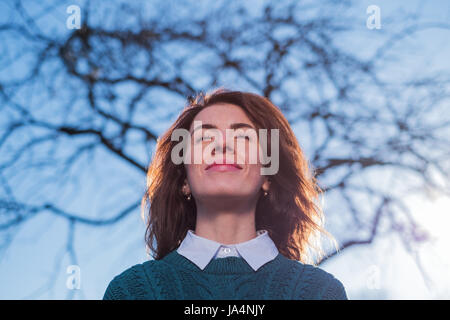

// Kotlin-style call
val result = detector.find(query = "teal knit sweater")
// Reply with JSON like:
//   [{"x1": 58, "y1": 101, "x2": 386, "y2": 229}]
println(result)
[{"x1": 103, "y1": 250, "x2": 348, "y2": 300}]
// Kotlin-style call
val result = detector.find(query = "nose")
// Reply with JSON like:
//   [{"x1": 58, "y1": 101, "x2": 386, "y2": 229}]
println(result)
[{"x1": 211, "y1": 131, "x2": 234, "y2": 156}]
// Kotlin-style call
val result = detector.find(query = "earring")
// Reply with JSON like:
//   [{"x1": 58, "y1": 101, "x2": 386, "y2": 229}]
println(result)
[
  {"x1": 182, "y1": 183, "x2": 191, "y2": 200},
  {"x1": 263, "y1": 190, "x2": 268, "y2": 197}
]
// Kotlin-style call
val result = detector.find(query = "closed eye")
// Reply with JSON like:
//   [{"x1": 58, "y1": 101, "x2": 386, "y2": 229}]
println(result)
[
  {"x1": 196, "y1": 136, "x2": 212, "y2": 143},
  {"x1": 195, "y1": 135, "x2": 250, "y2": 143}
]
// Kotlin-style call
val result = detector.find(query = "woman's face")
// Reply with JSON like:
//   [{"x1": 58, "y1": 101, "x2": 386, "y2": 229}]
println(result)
[{"x1": 184, "y1": 103, "x2": 269, "y2": 203}]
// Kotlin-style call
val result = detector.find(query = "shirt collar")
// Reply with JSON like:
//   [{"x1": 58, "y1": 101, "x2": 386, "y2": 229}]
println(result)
[{"x1": 176, "y1": 229, "x2": 279, "y2": 271}]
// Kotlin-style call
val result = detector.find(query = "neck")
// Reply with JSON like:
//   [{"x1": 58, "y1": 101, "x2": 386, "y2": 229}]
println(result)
[{"x1": 194, "y1": 199, "x2": 257, "y2": 245}]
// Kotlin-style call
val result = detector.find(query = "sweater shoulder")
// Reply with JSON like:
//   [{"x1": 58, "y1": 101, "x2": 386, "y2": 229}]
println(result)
[
  {"x1": 103, "y1": 262, "x2": 157, "y2": 300},
  {"x1": 292, "y1": 261, "x2": 348, "y2": 300}
]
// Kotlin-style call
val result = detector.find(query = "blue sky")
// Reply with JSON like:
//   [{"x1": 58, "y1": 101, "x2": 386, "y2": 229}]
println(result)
[{"x1": 0, "y1": 0, "x2": 449, "y2": 299}]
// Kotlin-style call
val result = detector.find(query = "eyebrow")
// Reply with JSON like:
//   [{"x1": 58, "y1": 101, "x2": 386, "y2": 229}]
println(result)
[{"x1": 190, "y1": 122, "x2": 255, "y2": 134}]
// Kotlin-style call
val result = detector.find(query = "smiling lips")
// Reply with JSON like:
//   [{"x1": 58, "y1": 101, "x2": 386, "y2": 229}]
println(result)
[{"x1": 205, "y1": 162, "x2": 243, "y2": 172}]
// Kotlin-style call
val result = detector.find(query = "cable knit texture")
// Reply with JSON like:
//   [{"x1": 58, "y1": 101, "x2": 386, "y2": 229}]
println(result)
[{"x1": 103, "y1": 250, "x2": 348, "y2": 300}]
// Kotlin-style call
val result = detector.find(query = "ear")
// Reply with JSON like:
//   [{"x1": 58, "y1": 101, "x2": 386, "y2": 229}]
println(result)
[
  {"x1": 262, "y1": 177, "x2": 271, "y2": 192},
  {"x1": 182, "y1": 179, "x2": 191, "y2": 195}
]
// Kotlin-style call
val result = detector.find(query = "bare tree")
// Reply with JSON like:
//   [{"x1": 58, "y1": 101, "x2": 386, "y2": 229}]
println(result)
[{"x1": 1, "y1": 0, "x2": 449, "y2": 298}]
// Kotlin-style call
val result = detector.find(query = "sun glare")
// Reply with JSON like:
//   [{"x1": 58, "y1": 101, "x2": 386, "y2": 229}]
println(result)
[{"x1": 407, "y1": 194, "x2": 450, "y2": 298}]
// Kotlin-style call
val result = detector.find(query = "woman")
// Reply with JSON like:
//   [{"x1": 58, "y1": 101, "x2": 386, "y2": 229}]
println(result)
[{"x1": 103, "y1": 88, "x2": 348, "y2": 300}]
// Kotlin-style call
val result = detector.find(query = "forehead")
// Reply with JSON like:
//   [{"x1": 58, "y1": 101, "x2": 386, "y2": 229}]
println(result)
[{"x1": 190, "y1": 103, "x2": 252, "y2": 129}]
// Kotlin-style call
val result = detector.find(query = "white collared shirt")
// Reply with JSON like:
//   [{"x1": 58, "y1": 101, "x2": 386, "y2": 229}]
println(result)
[{"x1": 176, "y1": 229, "x2": 279, "y2": 271}]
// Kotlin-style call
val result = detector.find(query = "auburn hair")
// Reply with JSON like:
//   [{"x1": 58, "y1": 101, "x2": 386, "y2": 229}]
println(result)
[{"x1": 141, "y1": 88, "x2": 338, "y2": 264}]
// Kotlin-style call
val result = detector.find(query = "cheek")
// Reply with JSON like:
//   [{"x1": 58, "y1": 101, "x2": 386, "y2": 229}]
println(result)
[
  {"x1": 245, "y1": 163, "x2": 264, "y2": 182},
  {"x1": 184, "y1": 164, "x2": 203, "y2": 186},
  {"x1": 186, "y1": 139, "x2": 216, "y2": 165},
  {"x1": 239, "y1": 139, "x2": 263, "y2": 165}
]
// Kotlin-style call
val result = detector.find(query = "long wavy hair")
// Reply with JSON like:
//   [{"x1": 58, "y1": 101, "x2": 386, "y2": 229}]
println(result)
[{"x1": 141, "y1": 88, "x2": 338, "y2": 264}]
